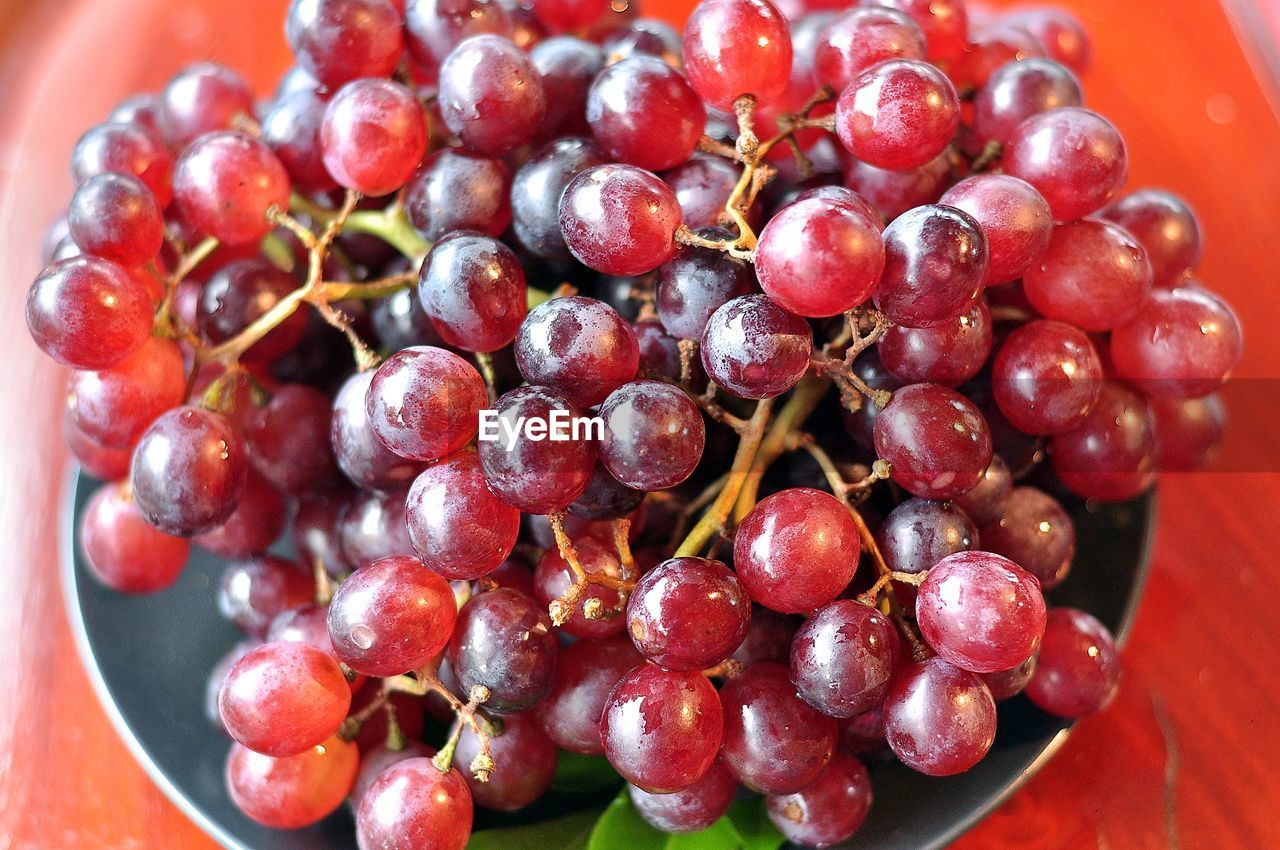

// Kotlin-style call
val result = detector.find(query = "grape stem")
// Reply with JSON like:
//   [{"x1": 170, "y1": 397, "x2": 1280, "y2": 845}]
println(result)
[
  {"x1": 674, "y1": 396, "x2": 775, "y2": 558},
  {"x1": 731, "y1": 376, "x2": 828, "y2": 524},
  {"x1": 546, "y1": 512, "x2": 636, "y2": 625},
  {"x1": 384, "y1": 670, "x2": 498, "y2": 780},
  {"x1": 791, "y1": 437, "x2": 929, "y2": 660}
]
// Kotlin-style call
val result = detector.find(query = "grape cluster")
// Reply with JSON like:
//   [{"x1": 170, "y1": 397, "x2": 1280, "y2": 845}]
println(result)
[{"x1": 37, "y1": 0, "x2": 1242, "y2": 846}]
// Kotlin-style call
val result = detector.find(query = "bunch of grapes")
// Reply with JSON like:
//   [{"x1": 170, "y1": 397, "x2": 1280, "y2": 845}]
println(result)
[{"x1": 32, "y1": 0, "x2": 1243, "y2": 846}]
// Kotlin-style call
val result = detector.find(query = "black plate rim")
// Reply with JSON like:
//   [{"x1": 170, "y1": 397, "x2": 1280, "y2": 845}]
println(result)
[{"x1": 60, "y1": 465, "x2": 1157, "y2": 850}]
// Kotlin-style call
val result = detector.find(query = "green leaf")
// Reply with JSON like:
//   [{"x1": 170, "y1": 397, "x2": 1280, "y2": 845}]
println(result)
[
  {"x1": 552, "y1": 752, "x2": 623, "y2": 794},
  {"x1": 725, "y1": 798, "x2": 786, "y2": 850},
  {"x1": 467, "y1": 807, "x2": 602, "y2": 850},
  {"x1": 586, "y1": 789, "x2": 775, "y2": 850}
]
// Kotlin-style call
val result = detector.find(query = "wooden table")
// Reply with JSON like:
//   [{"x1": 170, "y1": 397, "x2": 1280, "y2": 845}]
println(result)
[{"x1": 0, "y1": 0, "x2": 1276, "y2": 847}]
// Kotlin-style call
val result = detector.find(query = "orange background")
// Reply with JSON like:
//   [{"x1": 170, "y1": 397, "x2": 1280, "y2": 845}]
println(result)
[{"x1": 0, "y1": 0, "x2": 1278, "y2": 847}]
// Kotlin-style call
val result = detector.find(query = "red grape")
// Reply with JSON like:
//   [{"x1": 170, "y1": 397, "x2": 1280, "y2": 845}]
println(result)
[
  {"x1": 1025, "y1": 607, "x2": 1120, "y2": 717},
  {"x1": 600, "y1": 662, "x2": 724, "y2": 793},
  {"x1": 439, "y1": 35, "x2": 547, "y2": 156},
  {"x1": 599, "y1": 380, "x2": 706, "y2": 491},
  {"x1": 835, "y1": 59, "x2": 960, "y2": 171},
  {"x1": 1022, "y1": 219, "x2": 1152, "y2": 332},
  {"x1": 405, "y1": 0, "x2": 513, "y2": 72},
  {"x1": 72, "y1": 121, "x2": 175, "y2": 206},
  {"x1": 226, "y1": 734, "x2": 358, "y2": 829},
  {"x1": 327, "y1": 555, "x2": 458, "y2": 677},
  {"x1": 355, "y1": 757, "x2": 473, "y2": 850},
  {"x1": 878, "y1": 299, "x2": 992, "y2": 387},
  {"x1": 27, "y1": 256, "x2": 153, "y2": 370},
  {"x1": 286, "y1": 0, "x2": 404, "y2": 90},
  {"x1": 1151, "y1": 394, "x2": 1227, "y2": 471},
  {"x1": 629, "y1": 760, "x2": 737, "y2": 834},
  {"x1": 953, "y1": 455, "x2": 1014, "y2": 526},
  {"x1": 365, "y1": 346, "x2": 487, "y2": 462},
  {"x1": 874, "y1": 204, "x2": 988, "y2": 329},
  {"x1": 1049, "y1": 379, "x2": 1157, "y2": 501},
  {"x1": 539, "y1": 634, "x2": 642, "y2": 753},
  {"x1": 261, "y1": 89, "x2": 338, "y2": 194},
  {"x1": 765, "y1": 752, "x2": 873, "y2": 847},
  {"x1": 81, "y1": 482, "x2": 190, "y2": 593},
  {"x1": 559, "y1": 164, "x2": 682, "y2": 276},
  {"x1": 406, "y1": 451, "x2": 520, "y2": 580},
  {"x1": 331, "y1": 370, "x2": 426, "y2": 491},
  {"x1": 1100, "y1": 189, "x2": 1202, "y2": 288},
  {"x1": 626, "y1": 557, "x2": 750, "y2": 671},
  {"x1": 972, "y1": 56, "x2": 1082, "y2": 147},
  {"x1": 1004, "y1": 107, "x2": 1127, "y2": 222},
  {"x1": 174, "y1": 131, "x2": 292, "y2": 245},
  {"x1": 586, "y1": 56, "x2": 705, "y2": 172},
  {"x1": 321, "y1": 78, "x2": 428, "y2": 196},
  {"x1": 734, "y1": 487, "x2": 859, "y2": 614},
  {"x1": 874, "y1": 0, "x2": 968, "y2": 64},
  {"x1": 979, "y1": 486, "x2": 1076, "y2": 590},
  {"x1": 883, "y1": 657, "x2": 997, "y2": 775},
  {"x1": 69, "y1": 336, "x2": 185, "y2": 451},
  {"x1": 940, "y1": 175, "x2": 1053, "y2": 286},
  {"x1": 992, "y1": 319, "x2": 1103, "y2": 435},
  {"x1": 700, "y1": 294, "x2": 813, "y2": 400},
  {"x1": 406, "y1": 150, "x2": 513, "y2": 242},
  {"x1": 874, "y1": 383, "x2": 993, "y2": 500},
  {"x1": 813, "y1": 7, "x2": 926, "y2": 93},
  {"x1": 790, "y1": 599, "x2": 901, "y2": 718},
  {"x1": 455, "y1": 711, "x2": 557, "y2": 811},
  {"x1": 449, "y1": 588, "x2": 559, "y2": 712},
  {"x1": 682, "y1": 0, "x2": 792, "y2": 110},
  {"x1": 160, "y1": 63, "x2": 256, "y2": 148},
  {"x1": 217, "y1": 555, "x2": 315, "y2": 637},
  {"x1": 68, "y1": 173, "x2": 164, "y2": 269}
]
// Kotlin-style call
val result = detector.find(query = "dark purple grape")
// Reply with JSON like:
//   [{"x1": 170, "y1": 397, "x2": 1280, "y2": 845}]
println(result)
[
  {"x1": 628, "y1": 761, "x2": 737, "y2": 834},
  {"x1": 790, "y1": 599, "x2": 901, "y2": 718},
  {"x1": 656, "y1": 236, "x2": 756, "y2": 341},
  {"x1": 980, "y1": 486, "x2": 1075, "y2": 590},
  {"x1": 217, "y1": 555, "x2": 315, "y2": 638},
  {"x1": 406, "y1": 150, "x2": 513, "y2": 241},
  {"x1": 449, "y1": 588, "x2": 559, "y2": 712},
  {"x1": 418, "y1": 232, "x2": 527, "y2": 352},
  {"x1": 198, "y1": 259, "x2": 308, "y2": 364},
  {"x1": 337, "y1": 488, "x2": 416, "y2": 568},
  {"x1": 438, "y1": 34, "x2": 547, "y2": 156},
  {"x1": 1025, "y1": 607, "x2": 1120, "y2": 718},
  {"x1": 599, "y1": 380, "x2": 705, "y2": 491},
  {"x1": 531, "y1": 36, "x2": 605, "y2": 138},
  {"x1": 510, "y1": 137, "x2": 606, "y2": 259},
  {"x1": 953, "y1": 455, "x2": 1014, "y2": 526},
  {"x1": 700, "y1": 294, "x2": 813, "y2": 400},
  {"x1": 874, "y1": 204, "x2": 989, "y2": 329},
  {"x1": 456, "y1": 711, "x2": 557, "y2": 811},
  {"x1": 567, "y1": 462, "x2": 644, "y2": 520},
  {"x1": 515, "y1": 296, "x2": 639, "y2": 407},
  {"x1": 331, "y1": 370, "x2": 426, "y2": 491},
  {"x1": 285, "y1": 0, "x2": 403, "y2": 90}
]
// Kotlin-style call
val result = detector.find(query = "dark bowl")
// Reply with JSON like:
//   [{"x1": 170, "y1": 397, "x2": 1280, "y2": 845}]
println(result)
[{"x1": 62, "y1": 469, "x2": 1155, "y2": 850}]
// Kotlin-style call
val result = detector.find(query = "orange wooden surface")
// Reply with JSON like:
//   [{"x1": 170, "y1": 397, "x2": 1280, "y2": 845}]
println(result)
[{"x1": 0, "y1": 0, "x2": 1278, "y2": 847}]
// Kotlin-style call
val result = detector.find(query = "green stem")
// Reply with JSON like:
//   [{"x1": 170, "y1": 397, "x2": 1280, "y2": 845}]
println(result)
[
  {"x1": 674, "y1": 397, "x2": 775, "y2": 557},
  {"x1": 732, "y1": 375, "x2": 829, "y2": 523},
  {"x1": 345, "y1": 208, "x2": 431, "y2": 258}
]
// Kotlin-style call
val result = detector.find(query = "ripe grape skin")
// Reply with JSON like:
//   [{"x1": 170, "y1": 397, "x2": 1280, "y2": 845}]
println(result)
[
  {"x1": 68, "y1": 173, "x2": 163, "y2": 269},
  {"x1": 450, "y1": 588, "x2": 559, "y2": 712},
  {"x1": 835, "y1": 59, "x2": 960, "y2": 172},
  {"x1": 700, "y1": 294, "x2": 813, "y2": 400},
  {"x1": 261, "y1": 89, "x2": 338, "y2": 194},
  {"x1": 406, "y1": 151, "x2": 513, "y2": 242},
  {"x1": 720, "y1": 662, "x2": 837, "y2": 794},
  {"x1": 568, "y1": 461, "x2": 643, "y2": 520},
  {"x1": 813, "y1": 7, "x2": 926, "y2": 93},
  {"x1": 217, "y1": 555, "x2": 315, "y2": 637},
  {"x1": 980, "y1": 486, "x2": 1076, "y2": 590},
  {"x1": 953, "y1": 455, "x2": 1014, "y2": 526},
  {"x1": 510, "y1": 137, "x2": 605, "y2": 259},
  {"x1": 71, "y1": 122, "x2": 175, "y2": 206},
  {"x1": 1004, "y1": 107, "x2": 1127, "y2": 222},
  {"x1": 1022, "y1": 219, "x2": 1152, "y2": 332},
  {"x1": 285, "y1": 0, "x2": 404, "y2": 90},
  {"x1": 586, "y1": 56, "x2": 705, "y2": 172},
  {"x1": 477, "y1": 386, "x2": 597, "y2": 514},
  {"x1": 656, "y1": 236, "x2": 757, "y2": 340},
  {"x1": 600, "y1": 663, "x2": 724, "y2": 793},
  {"x1": 663, "y1": 154, "x2": 752, "y2": 231},
  {"x1": 198, "y1": 259, "x2": 309, "y2": 363},
  {"x1": 438, "y1": 35, "x2": 547, "y2": 157},
  {"x1": 515, "y1": 296, "x2": 639, "y2": 407},
  {"x1": 539, "y1": 634, "x2": 642, "y2": 754},
  {"x1": 336, "y1": 488, "x2": 415, "y2": 569},
  {"x1": 992, "y1": 319, "x2": 1103, "y2": 435},
  {"x1": 27, "y1": 256, "x2": 153, "y2": 370},
  {"x1": 321, "y1": 78, "x2": 428, "y2": 196},
  {"x1": 1003, "y1": 6, "x2": 1092, "y2": 73},
  {"x1": 348, "y1": 740, "x2": 436, "y2": 814},
  {"x1": 606, "y1": 19, "x2": 684, "y2": 67},
  {"x1": 226, "y1": 734, "x2": 358, "y2": 829},
  {"x1": 682, "y1": 0, "x2": 793, "y2": 110},
  {"x1": 1025, "y1": 608, "x2": 1120, "y2": 718},
  {"x1": 734, "y1": 488, "x2": 860, "y2": 614},
  {"x1": 404, "y1": 0, "x2": 513, "y2": 73},
  {"x1": 1151, "y1": 393, "x2": 1227, "y2": 471},
  {"x1": 765, "y1": 752, "x2": 873, "y2": 848},
  {"x1": 81, "y1": 482, "x2": 190, "y2": 594},
  {"x1": 559, "y1": 164, "x2": 682, "y2": 276},
  {"x1": 839, "y1": 708, "x2": 886, "y2": 754},
  {"x1": 455, "y1": 711, "x2": 558, "y2": 811},
  {"x1": 878, "y1": 299, "x2": 992, "y2": 388},
  {"x1": 733, "y1": 608, "x2": 801, "y2": 667},
  {"x1": 1100, "y1": 189, "x2": 1202, "y2": 287},
  {"x1": 418, "y1": 232, "x2": 527, "y2": 352},
  {"x1": 950, "y1": 24, "x2": 1045, "y2": 91},
  {"x1": 626, "y1": 557, "x2": 750, "y2": 671},
  {"x1": 531, "y1": 0, "x2": 610, "y2": 33},
  {"x1": 754, "y1": 196, "x2": 884, "y2": 318},
  {"x1": 370, "y1": 285, "x2": 447, "y2": 351},
  {"x1": 69, "y1": 336, "x2": 185, "y2": 450},
  {"x1": 875, "y1": 204, "x2": 989, "y2": 329},
  {"x1": 173, "y1": 131, "x2": 292, "y2": 246},
  {"x1": 972, "y1": 57, "x2": 1083, "y2": 147},
  {"x1": 1110, "y1": 285, "x2": 1244, "y2": 398},
  {"x1": 883, "y1": 657, "x2": 997, "y2": 776},
  {"x1": 327, "y1": 555, "x2": 457, "y2": 677},
  {"x1": 266, "y1": 604, "x2": 358, "y2": 689},
  {"x1": 331, "y1": 370, "x2": 426, "y2": 492},
  {"x1": 874, "y1": 0, "x2": 968, "y2": 64},
  {"x1": 1050, "y1": 381, "x2": 1156, "y2": 502},
  {"x1": 131, "y1": 406, "x2": 249, "y2": 536},
  {"x1": 66, "y1": 414, "x2": 133, "y2": 480},
  {"x1": 599, "y1": 380, "x2": 705, "y2": 491},
  {"x1": 530, "y1": 37, "x2": 605, "y2": 138},
  {"x1": 876, "y1": 497, "x2": 976, "y2": 578},
  {"x1": 629, "y1": 761, "x2": 737, "y2": 834},
  {"x1": 940, "y1": 175, "x2": 1053, "y2": 286},
  {"x1": 365, "y1": 346, "x2": 487, "y2": 462},
  {"x1": 843, "y1": 149, "x2": 953, "y2": 222},
  {"x1": 791, "y1": 600, "x2": 902, "y2": 718},
  {"x1": 981, "y1": 653, "x2": 1039, "y2": 702},
  {"x1": 874, "y1": 383, "x2": 993, "y2": 500},
  {"x1": 194, "y1": 470, "x2": 287, "y2": 558},
  {"x1": 406, "y1": 452, "x2": 520, "y2": 580},
  {"x1": 160, "y1": 63, "x2": 256, "y2": 148},
  {"x1": 355, "y1": 757, "x2": 473, "y2": 850},
  {"x1": 917, "y1": 550, "x2": 1047, "y2": 673},
  {"x1": 218, "y1": 641, "x2": 351, "y2": 756},
  {"x1": 242, "y1": 384, "x2": 341, "y2": 494},
  {"x1": 534, "y1": 534, "x2": 628, "y2": 639}
]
